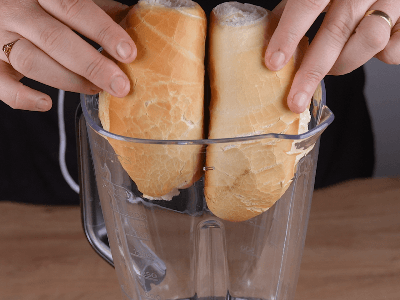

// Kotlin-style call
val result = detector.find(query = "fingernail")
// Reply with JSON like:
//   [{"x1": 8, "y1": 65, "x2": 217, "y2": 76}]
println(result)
[
  {"x1": 291, "y1": 92, "x2": 309, "y2": 113},
  {"x1": 269, "y1": 51, "x2": 286, "y2": 70},
  {"x1": 110, "y1": 75, "x2": 128, "y2": 95},
  {"x1": 36, "y1": 99, "x2": 50, "y2": 111},
  {"x1": 116, "y1": 41, "x2": 132, "y2": 60}
]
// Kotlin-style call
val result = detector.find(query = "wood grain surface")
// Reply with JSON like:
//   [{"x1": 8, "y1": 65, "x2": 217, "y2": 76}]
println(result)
[{"x1": 1, "y1": 177, "x2": 399, "y2": 300}]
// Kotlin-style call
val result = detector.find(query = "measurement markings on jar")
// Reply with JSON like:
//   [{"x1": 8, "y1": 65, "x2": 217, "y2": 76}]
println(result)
[
  {"x1": 101, "y1": 178, "x2": 133, "y2": 202},
  {"x1": 139, "y1": 271, "x2": 159, "y2": 282},
  {"x1": 130, "y1": 247, "x2": 154, "y2": 260},
  {"x1": 110, "y1": 207, "x2": 149, "y2": 224},
  {"x1": 126, "y1": 219, "x2": 150, "y2": 241},
  {"x1": 100, "y1": 176, "x2": 148, "y2": 222},
  {"x1": 126, "y1": 230, "x2": 150, "y2": 241},
  {"x1": 126, "y1": 211, "x2": 148, "y2": 222},
  {"x1": 143, "y1": 292, "x2": 162, "y2": 300}
]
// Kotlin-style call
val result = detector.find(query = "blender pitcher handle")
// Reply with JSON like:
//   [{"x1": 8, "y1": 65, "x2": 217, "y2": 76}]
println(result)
[{"x1": 76, "y1": 104, "x2": 114, "y2": 267}]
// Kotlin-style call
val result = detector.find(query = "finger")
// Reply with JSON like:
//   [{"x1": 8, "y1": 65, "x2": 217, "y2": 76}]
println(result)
[
  {"x1": 272, "y1": 0, "x2": 288, "y2": 16},
  {"x1": 2, "y1": 36, "x2": 101, "y2": 94},
  {"x1": 265, "y1": 0, "x2": 330, "y2": 71},
  {"x1": 12, "y1": 6, "x2": 131, "y2": 98},
  {"x1": 330, "y1": 3, "x2": 397, "y2": 75},
  {"x1": 39, "y1": 0, "x2": 137, "y2": 63},
  {"x1": 93, "y1": 0, "x2": 131, "y2": 23},
  {"x1": 0, "y1": 61, "x2": 52, "y2": 111},
  {"x1": 375, "y1": 22, "x2": 400, "y2": 65},
  {"x1": 272, "y1": 0, "x2": 331, "y2": 17},
  {"x1": 286, "y1": 1, "x2": 373, "y2": 113}
]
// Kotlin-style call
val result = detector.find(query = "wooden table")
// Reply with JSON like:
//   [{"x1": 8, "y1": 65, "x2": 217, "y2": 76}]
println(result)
[{"x1": 1, "y1": 178, "x2": 399, "y2": 300}]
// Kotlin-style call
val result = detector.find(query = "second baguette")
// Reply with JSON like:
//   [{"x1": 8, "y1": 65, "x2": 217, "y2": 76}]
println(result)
[{"x1": 205, "y1": 2, "x2": 310, "y2": 222}]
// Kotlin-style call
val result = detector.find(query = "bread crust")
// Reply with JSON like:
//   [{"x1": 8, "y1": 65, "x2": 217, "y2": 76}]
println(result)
[
  {"x1": 98, "y1": 0, "x2": 207, "y2": 199},
  {"x1": 204, "y1": 2, "x2": 310, "y2": 222}
]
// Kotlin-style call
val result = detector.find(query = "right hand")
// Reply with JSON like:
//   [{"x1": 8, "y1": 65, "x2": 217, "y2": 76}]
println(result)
[
  {"x1": 265, "y1": 0, "x2": 400, "y2": 114},
  {"x1": 0, "y1": 0, "x2": 137, "y2": 111}
]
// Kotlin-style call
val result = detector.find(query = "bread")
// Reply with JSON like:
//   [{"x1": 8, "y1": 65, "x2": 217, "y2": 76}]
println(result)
[
  {"x1": 204, "y1": 2, "x2": 310, "y2": 222},
  {"x1": 98, "y1": 0, "x2": 207, "y2": 200}
]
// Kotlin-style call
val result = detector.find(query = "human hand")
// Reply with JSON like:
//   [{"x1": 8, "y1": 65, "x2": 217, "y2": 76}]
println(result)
[
  {"x1": 265, "y1": 0, "x2": 400, "y2": 113},
  {"x1": 0, "y1": 0, "x2": 136, "y2": 111}
]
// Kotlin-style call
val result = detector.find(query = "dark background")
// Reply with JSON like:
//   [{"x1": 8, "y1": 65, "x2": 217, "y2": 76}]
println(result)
[{"x1": 0, "y1": 1, "x2": 375, "y2": 205}]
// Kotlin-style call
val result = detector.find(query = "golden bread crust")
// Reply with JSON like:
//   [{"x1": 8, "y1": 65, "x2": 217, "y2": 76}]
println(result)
[
  {"x1": 204, "y1": 3, "x2": 309, "y2": 222},
  {"x1": 98, "y1": 0, "x2": 207, "y2": 199}
]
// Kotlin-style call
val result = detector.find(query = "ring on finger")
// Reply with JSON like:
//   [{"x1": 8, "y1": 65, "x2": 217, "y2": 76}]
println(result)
[
  {"x1": 2, "y1": 39, "x2": 20, "y2": 63},
  {"x1": 365, "y1": 10, "x2": 393, "y2": 28}
]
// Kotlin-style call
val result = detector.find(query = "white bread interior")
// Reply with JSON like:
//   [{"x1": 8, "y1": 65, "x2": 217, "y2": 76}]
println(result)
[
  {"x1": 204, "y1": 2, "x2": 310, "y2": 222},
  {"x1": 98, "y1": 0, "x2": 207, "y2": 199}
]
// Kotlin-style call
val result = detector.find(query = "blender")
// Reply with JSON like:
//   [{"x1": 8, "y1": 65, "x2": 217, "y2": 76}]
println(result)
[{"x1": 76, "y1": 82, "x2": 334, "y2": 300}]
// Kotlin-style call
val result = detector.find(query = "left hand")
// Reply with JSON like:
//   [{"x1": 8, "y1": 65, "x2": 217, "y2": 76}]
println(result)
[
  {"x1": 0, "y1": 0, "x2": 134, "y2": 111},
  {"x1": 265, "y1": 0, "x2": 400, "y2": 113}
]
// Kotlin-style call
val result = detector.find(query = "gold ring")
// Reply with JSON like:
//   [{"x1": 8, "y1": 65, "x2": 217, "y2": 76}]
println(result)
[
  {"x1": 365, "y1": 10, "x2": 393, "y2": 28},
  {"x1": 2, "y1": 39, "x2": 20, "y2": 63}
]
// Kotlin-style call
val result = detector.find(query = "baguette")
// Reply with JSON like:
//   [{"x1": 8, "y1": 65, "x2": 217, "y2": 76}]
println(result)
[
  {"x1": 98, "y1": 0, "x2": 207, "y2": 200},
  {"x1": 204, "y1": 2, "x2": 310, "y2": 222}
]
